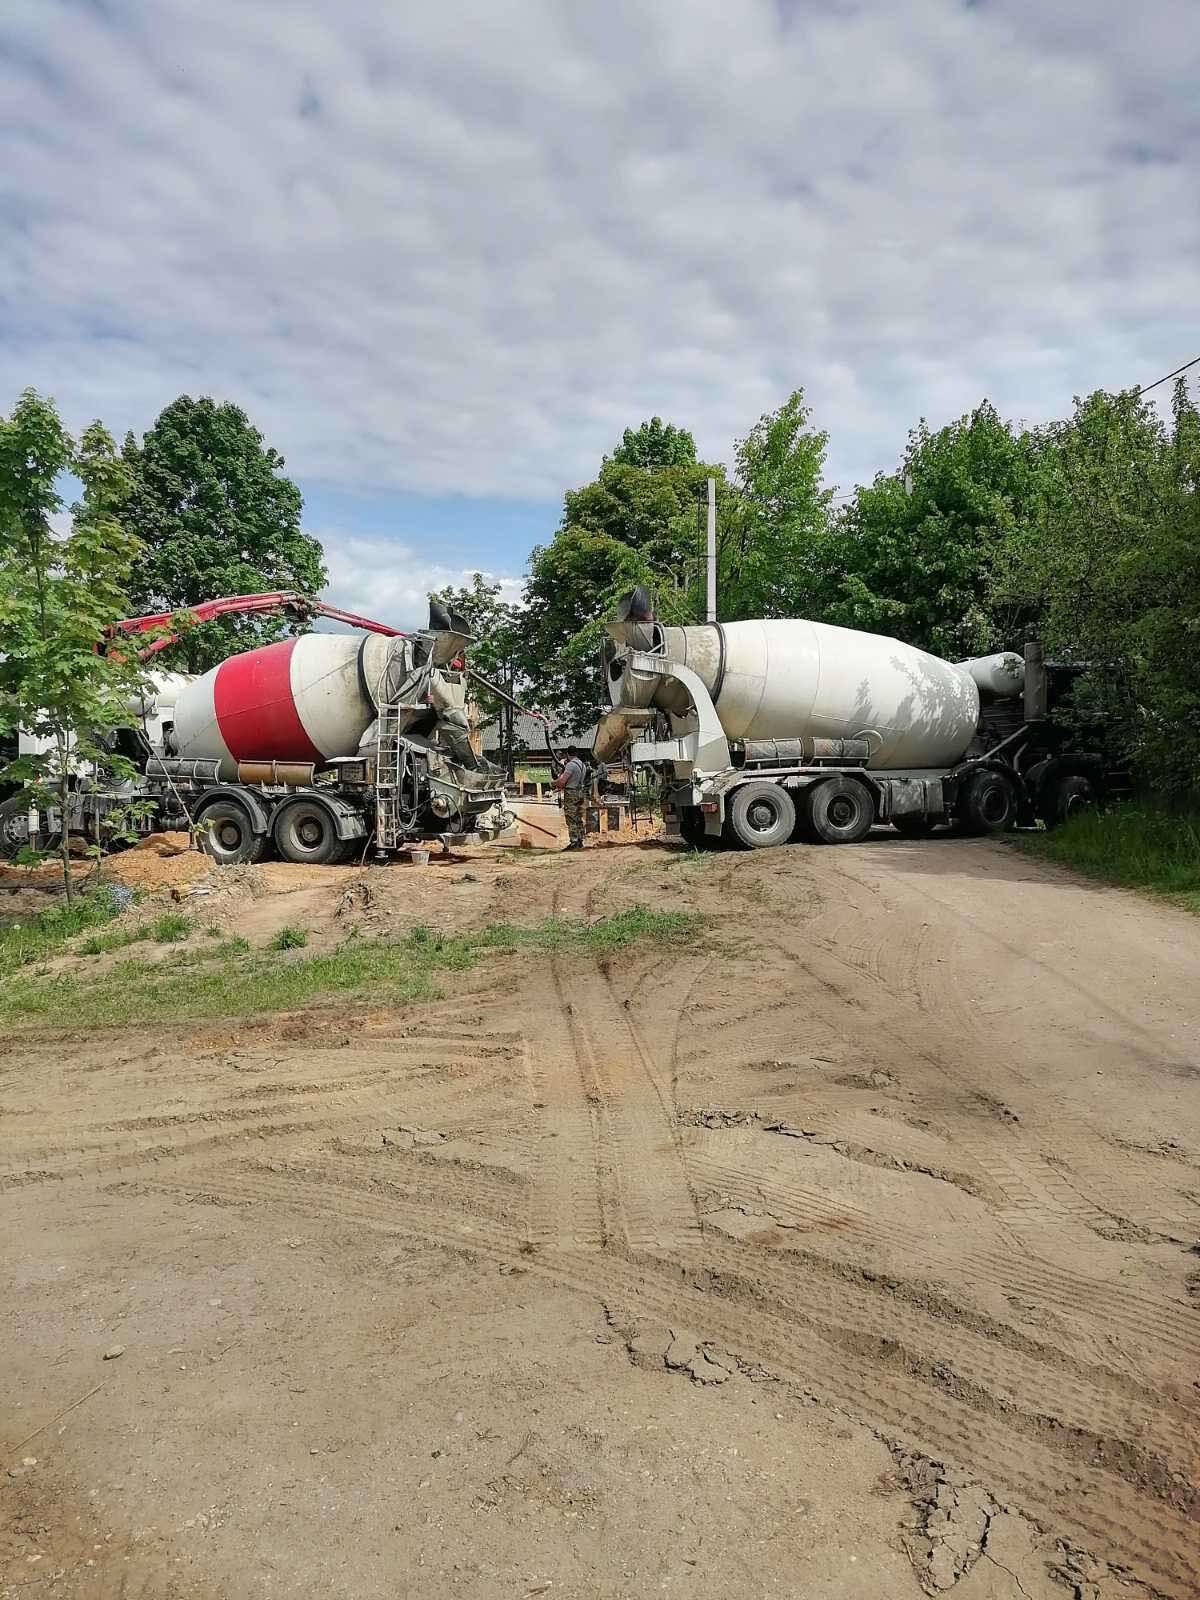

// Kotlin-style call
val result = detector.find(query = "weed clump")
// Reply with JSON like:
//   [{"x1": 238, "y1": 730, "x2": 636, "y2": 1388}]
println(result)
[{"x1": 151, "y1": 910, "x2": 192, "y2": 943}]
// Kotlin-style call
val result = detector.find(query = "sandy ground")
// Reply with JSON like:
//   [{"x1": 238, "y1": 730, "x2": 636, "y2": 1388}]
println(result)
[{"x1": 2, "y1": 833, "x2": 1199, "y2": 1599}]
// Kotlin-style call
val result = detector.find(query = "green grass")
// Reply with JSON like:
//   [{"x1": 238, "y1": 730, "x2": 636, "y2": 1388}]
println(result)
[
  {"x1": 0, "y1": 906, "x2": 700, "y2": 1028},
  {"x1": 270, "y1": 925, "x2": 309, "y2": 951},
  {"x1": 78, "y1": 924, "x2": 151, "y2": 958},
  {"x1": 0, "y1": 888, "x2": 124, "y2": 977},
  {"x1": 662, "y1": 846, "x2": 718, "y2": 870},
  {"x1": 150, "y1": 910, "x2": 192, "y2": 943},
  {"x1": 1016, "y1": 804, "x2": 1200, "y2": 913}
]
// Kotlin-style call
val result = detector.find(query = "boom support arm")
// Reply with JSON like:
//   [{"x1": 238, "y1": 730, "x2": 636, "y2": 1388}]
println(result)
[{"x1": 108, "y1": 592, "x2": 405, "y2": 659}]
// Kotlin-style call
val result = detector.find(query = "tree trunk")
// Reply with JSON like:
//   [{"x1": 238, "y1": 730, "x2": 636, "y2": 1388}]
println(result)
[{"x1": 57, "y1": 735, "x2": 73, "y2": 905}]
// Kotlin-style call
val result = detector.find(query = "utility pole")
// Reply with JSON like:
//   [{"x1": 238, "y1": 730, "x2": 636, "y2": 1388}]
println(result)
[{"x1": 706, "y1": 476, "x2": 717, "y2": 623}]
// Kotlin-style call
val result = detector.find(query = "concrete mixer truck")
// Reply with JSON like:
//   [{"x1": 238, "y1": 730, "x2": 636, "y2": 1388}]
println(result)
[
  {"x1": 0, "y1": 593, "x2": 516, "y2": 865},
  {"x1": 596, "y1": 589, "x2": 1118, "y2": 849}
]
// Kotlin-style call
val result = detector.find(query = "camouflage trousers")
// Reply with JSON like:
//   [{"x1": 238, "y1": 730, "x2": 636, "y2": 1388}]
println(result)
[{"x1": 563, "y1": 789, "x2": 586, "y2": 847}]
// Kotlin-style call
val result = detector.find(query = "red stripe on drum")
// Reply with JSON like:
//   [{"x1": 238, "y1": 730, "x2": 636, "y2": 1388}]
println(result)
[{"x1": 213, "y1": 639, "x2": 324, "y2": 765}]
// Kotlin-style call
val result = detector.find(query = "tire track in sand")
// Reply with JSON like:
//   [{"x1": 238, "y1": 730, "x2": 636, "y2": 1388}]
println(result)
[
  {"x1": 139, "y1": 1159, "x2": 1200, "y2": 1600},
  {"x1": 513, "y1": 851, "x2": 703, "y2": 1250}
]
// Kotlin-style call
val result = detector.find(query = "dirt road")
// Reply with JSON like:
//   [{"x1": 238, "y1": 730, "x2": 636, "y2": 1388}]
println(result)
[{"x1": 3, "y1": 836, "x2": 1199, "y2": 1598}]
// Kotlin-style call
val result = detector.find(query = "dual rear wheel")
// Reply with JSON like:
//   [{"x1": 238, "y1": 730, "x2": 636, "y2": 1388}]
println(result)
[
  {"x1": 272, "y1": 797, "x2": 360, "y2": 865},
  {"x1": 723, "y1": 775, "x2": 876, "y2": 849},
  {"x1": 198, "y1": 795, "x2": 361, "y2": 867}
]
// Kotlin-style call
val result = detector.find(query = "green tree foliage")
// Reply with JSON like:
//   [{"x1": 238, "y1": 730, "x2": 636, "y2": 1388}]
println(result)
[
  {"x1": 518, "y1": 421, "x2": 734, "y2": 724},
  {"x1": 608, "y1": 417, "x2": 698, "y2": 470},
  {"x1": 0, "y1": 391, "x2": 149, "y2": 898},
  {"x1": 429, "y1": 572, "x2": 521, "y2": 694},
  {"x1": 723, "y1": 390, "x2": 834, "y2": 619},
  {"x1": 120, "y1": 396, "x2": 327, "y2": 670},
  {"x1": 824, "y1": 402, "x2": 1039, "y2": 658},
  {"x1": 429, "y1": 573, "x2": 528, "y2": 773},
  {"x1": 996, "y1": 383, "x2": 1200, "y2": 793}
]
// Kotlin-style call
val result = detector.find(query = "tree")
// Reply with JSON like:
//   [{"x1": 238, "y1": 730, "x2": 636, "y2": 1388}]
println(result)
[
  {"x1": 724, "y1": 389, "x2": 834, "y2": 619},
  {"x1": 428, "y1": 573, "x2": 525, "y2": 773},
  {"x1": 517, "y1": 419, "x2": 734, "y2": 725},
  {"x1": 608, "y1": 417, "x2": 697, "y2": 470},
  {"x1": 823, "y1": 402, "x2": 1040, "y2": 658},
  {"x1": 995, "y1": 384, "x2": 1200, "y2": 793},
  {"x1": 0, "y1": 391, "x2": 149, "y2": 899},
  {"x1": 518, "y1": 525, "x2": 668, "y2": 727},
  {"x1": 120, "y1": 396, "x2": 327, "y2": 670}
]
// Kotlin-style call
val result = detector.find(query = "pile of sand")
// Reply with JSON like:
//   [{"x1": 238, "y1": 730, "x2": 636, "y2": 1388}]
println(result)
[
  {"x1": 104, "y1": 833, "x2": 212, "y2": 892},
  {"x1": 1, "y1": 833, "x2": 213, "y2": 895}
]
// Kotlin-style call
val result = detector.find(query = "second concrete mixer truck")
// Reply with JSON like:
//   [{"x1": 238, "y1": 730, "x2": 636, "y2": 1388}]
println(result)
[
  {"x1": 596, "y1": 589, "x2": 1113, "y2": 849},
  {"x1": 0, "y1": 594, "x2": 514, "y2": 864}
]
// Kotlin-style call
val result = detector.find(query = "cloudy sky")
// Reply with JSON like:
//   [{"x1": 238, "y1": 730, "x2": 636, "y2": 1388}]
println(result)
[{"x1": 4, "y1": 0, "x2": 1198, "y2": 624}]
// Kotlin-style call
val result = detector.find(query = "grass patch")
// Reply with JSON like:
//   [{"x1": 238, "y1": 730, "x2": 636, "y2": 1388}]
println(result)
[
  {"x1": 77, "y1": 924, "x2": 151, "y2": 958},
  {"x1": 662, "y1": 846, "x2": 719, "y2": 869},
  {"x1": 1016, "y1": 804, "x2": 1200, "y2": 912},
  {"x1": 270, "y1": 925, "x2": 309, "y2": 951},
  {"x1": 0, "y1": 906, "x2": 700, "y2": 1027},
  {"x1": 0, "y1": 888, "x2": 124, "y2": 977},
  {"x1": 150, "y1": 910, "x2": 192, "y2": 943}
]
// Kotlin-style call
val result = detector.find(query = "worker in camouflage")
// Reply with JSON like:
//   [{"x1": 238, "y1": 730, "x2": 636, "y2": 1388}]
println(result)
[{"x1": 555, "y1": 745, "x2": 588, "y2": 850}]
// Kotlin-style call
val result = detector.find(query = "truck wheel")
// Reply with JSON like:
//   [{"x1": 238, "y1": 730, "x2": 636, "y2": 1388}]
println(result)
[
  {"x1": 726, "y1": 782, "x2": 796, "y2": 850},
  {"x1": 1042, "y1": 773, "x2": 1096, "y2": 830},
  {"x1": 892, "y1": 813, "x2": 937, "y2": 838},
  {"x1": 198, "y1": 798, "x2": 267, "y2": 866},
  {"x1": 805, "y1": 777, "x2": 874, "y2": 844},
  {"x1": 958, "y1": 769, "x2": 1016, "y2": 835},
  {"x1": 0, "y1": 795, "x2": 32, "y2": 857},
  {"x1": 273, "y1": 797, "x2": 343, "y2": 865}
]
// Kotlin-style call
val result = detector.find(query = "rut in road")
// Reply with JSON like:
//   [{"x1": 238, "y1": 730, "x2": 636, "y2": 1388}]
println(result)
[
  {"x1": 7, "y1": 837, "x2": 1200, "y2": 1599},
  {"x1": 139, "y1": 1153, "x2": 1200, "y2": 1600},
  {"x1": 516, "y1": 851, "x2": 703, "y2": 1249}
]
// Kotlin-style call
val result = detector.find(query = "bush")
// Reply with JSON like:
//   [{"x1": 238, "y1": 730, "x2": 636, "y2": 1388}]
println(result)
[{"x1": 270, "y1": 925, "x2": 309, "y2": 951}]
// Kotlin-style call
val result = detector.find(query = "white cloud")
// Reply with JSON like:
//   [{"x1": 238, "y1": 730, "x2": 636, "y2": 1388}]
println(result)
[
  {"x1": 318, "y1": 531, "x2": 521, "y2": 629},
  {"x1": 1, "y1": 0, "x2": 1197, "y2": 509}
]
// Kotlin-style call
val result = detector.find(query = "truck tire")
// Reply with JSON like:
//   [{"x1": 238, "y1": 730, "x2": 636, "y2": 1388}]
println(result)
[
  {"x1": 273, "y1": 796, "x2": 344, "y2": 866},
  {"x1": 726, "y1": 782, "x2": 796, "y2": 850},
  {"x1": 198, "y1": 797, "x2": 268, "y2": 866},
  {"x1": 958, "y1": 769, "x2": 1016, "y2": 835},
  {"x1": 892, "y1": 813, "x2": 937, "y2": 838},
  {"x1": 0, "y1": 794, "x2": 31, "y2": 858},
  {"x1": 1041, "y1": 773, "x2": 1096, "y2": 830},
  {"x1": 804, "y1": 776, "x2": 874, "y2": 845}
]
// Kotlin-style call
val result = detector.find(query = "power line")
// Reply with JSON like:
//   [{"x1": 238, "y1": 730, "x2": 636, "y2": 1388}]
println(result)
[{"x1": 1135, "y1": 354, "x2": 1200, "y2": 397}]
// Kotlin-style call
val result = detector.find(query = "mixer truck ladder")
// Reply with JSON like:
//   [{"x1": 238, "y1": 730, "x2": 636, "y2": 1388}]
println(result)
[{"x1": 374, "y1": 704, "x2": 405, "y2": 852}]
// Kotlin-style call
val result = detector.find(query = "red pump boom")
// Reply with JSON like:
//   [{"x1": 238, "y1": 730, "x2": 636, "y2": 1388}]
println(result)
[{"x1": 108, "y1": 591, "x2": 404, "y2": 659}]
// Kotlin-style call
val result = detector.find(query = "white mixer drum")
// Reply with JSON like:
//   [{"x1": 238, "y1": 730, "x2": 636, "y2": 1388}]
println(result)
[{"x1": 654, "y1": 618, "x2": 980, "y2": 769}]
